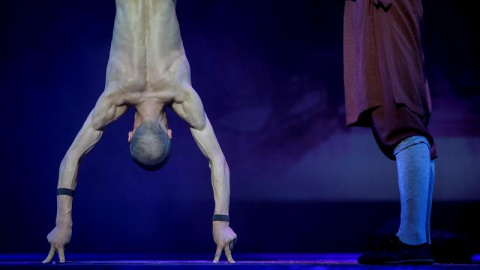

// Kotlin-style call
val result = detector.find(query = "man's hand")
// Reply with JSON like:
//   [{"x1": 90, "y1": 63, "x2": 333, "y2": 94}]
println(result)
[
  {"x1": 42, "y1": 225, "x2": 72, "y2": 263},
  {"x1": 213, "y1": 221, "x2": 237, "y2": 263}
]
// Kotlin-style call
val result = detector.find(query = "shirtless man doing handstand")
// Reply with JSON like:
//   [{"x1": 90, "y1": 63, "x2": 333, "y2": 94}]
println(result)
[{"x1": 43, "y1": 0, "x2": 237, "y2": 263}]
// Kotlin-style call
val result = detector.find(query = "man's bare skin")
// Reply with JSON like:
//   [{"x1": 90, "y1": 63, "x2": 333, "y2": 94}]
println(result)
[{"x1": 43, "y1": 0, "x2": 236, "y2": 263}]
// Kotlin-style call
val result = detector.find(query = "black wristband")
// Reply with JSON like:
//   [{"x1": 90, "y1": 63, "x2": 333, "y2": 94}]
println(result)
[
  {"x1": 212, "y1": 214, "x2": 229, "y2": 222},
  {"x1": 57, "y1": 188, "x2": 75, "y2": 197}
]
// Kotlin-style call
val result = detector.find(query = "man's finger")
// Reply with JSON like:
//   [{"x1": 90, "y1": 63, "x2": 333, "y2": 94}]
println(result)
[
  {"x1": 58, "y1": 247, "x2": 66, "y2": 263},
  {"x1": 213, "y1": 245, "x2": 223, "y2": 263},
  {"x1": 224, "y1": 244, "x2": 235, "y2": 263},
  {"x1": 42, "y1": 246, "x2": 55, "y2": 264}
]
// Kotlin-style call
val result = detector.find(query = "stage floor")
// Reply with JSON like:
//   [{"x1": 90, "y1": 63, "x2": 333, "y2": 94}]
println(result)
[{"x1": 1, "y1": 253, "x2": 479, "y2": 269}]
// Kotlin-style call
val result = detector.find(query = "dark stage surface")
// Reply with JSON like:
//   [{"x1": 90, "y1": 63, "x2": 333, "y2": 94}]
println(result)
[{"x1": 1, "y1": 254, "x2": 479, "y2": 270}]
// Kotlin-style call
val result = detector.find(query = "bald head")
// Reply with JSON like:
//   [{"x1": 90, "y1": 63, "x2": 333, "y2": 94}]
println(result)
[{"x1": 130, "y1": 121, "x2": 171, "y2": 171}]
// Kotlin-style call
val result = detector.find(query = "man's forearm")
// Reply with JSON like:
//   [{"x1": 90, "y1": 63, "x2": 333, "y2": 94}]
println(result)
[
  {"x1": 58, "y1": 153, "x2": 80, "y2": 189},
  {"x1": 210, "y1": 157, "x2": 230, "y2": 215}
]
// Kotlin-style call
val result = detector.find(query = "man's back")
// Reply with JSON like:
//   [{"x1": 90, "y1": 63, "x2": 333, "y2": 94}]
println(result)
[{"x1": 106, "y1": 0, "x2": 187, "y2": 104}]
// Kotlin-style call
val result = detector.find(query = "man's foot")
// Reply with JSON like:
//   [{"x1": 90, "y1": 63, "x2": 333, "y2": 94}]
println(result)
[{"x1": 358, "y1": 236, "x2": 434, "y2": 265}]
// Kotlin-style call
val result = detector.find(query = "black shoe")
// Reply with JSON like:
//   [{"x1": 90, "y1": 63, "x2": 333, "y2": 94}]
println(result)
[{"x1": 358, "y1": 236, "x2": 434, "y2": 265}]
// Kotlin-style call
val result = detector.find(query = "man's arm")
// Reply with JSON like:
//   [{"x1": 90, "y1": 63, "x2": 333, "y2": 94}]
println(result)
[
  {"x1": 43, "y1": 92, "x2": 128, "y2": 263},
  {"x1": 172, "y1": 88, "x2": 237, "y2": 263}
]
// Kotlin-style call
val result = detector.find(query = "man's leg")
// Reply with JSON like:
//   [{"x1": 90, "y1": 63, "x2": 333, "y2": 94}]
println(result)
[
  {"x1": 357, "y1": 103, "x2": 437, "y2": 264},
  {"x1": 394, "y1": 135, "x2": 433, "y2": 245}
]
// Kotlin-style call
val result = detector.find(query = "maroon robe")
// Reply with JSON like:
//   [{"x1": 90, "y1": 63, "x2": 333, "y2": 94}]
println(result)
[{"x1": 343, "y1": 0, "x2": 432, "y2": 127}]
